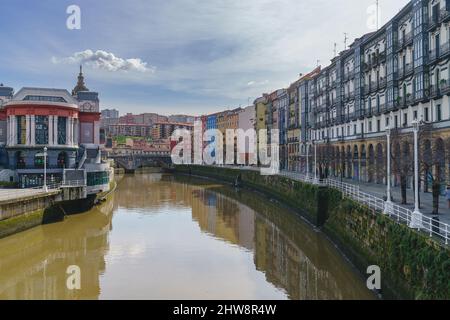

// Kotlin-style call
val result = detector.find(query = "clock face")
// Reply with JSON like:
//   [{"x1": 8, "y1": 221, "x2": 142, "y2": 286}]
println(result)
[{"x1": 82, "y1": 102, "x2": 93, "y2": 112}]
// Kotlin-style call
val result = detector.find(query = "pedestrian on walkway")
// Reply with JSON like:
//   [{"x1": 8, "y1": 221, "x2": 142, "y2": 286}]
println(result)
[{"x1": 446, "y1": 185, "x2": 450, "y2": 209}]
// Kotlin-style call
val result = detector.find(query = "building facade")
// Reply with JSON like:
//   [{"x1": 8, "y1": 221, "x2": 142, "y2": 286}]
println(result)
[
  {"x1": 298, "y1": 0, "x2": 450, "y2": 194},
  {"x1": 0, "y1": 68, "x2": 111, "y2": 194}
]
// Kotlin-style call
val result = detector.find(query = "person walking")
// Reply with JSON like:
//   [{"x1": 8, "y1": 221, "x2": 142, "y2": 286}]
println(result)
[{"x1": 446, "y1": 185, "x2": 450, "y2": 209}]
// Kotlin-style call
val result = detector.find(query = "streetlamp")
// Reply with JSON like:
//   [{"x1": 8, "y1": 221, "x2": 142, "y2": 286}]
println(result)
[
  {"x1": 314, "y1": 141, "x2": 318, "y2": 183},
  {"x1": 305, "y1": 142, "x2": 309, "y2": 179},
  {"x1": 410, "y1": 120, "x2": 423, "y2": 229},
  {"x1": 43, "y1": 147, "x2": 48, "y2": 192},
  {"x1": 384, "y1": 125, "x2": 394, "y2": 215}
]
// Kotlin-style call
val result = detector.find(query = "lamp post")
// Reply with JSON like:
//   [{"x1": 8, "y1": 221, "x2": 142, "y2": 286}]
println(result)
[
  {"x1": 314, "y1": 141, "x2": 318, "y2": 183},
  {"x1": 384, "y1": 126, "x2": 393, "y2": 215},
  {"x1": 410, "y1": 120, "x2": 423, "y2": 229},
  {"x1": 43, "y1": 147, "x2": 48, "y2": 192},
  {"x1": 306, "y1": 142, "x2": 309, "y2": 179}
]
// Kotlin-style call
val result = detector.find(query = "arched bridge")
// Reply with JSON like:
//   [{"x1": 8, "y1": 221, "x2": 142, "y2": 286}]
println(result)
[{"x1": 109, "y1": 154, "x2": 172, "y2": 172}]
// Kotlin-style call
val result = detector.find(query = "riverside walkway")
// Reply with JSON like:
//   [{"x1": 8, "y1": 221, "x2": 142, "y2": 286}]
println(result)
[
  {"x1": 0, "y1": 186, "x2": 61, "y2": 202},
  {"x1": 208, "y1": 165, "x2": 450, "y2": 244},
  {"x1": 280, "y1": 171, "x2": 450, "y2": 226}
]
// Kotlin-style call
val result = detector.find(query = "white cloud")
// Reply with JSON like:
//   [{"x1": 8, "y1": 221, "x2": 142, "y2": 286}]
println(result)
[{"x1": 52, "y1": 49, "x2": 154, "y2": 73}]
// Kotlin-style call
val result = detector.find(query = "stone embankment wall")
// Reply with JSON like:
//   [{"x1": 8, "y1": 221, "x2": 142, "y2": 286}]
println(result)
[{"x1": 174, "y1": 165, "x2": 450, "y2": 300}]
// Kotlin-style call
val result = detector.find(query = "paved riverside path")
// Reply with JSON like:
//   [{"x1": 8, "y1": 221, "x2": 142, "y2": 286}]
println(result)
[
  {"x1": 206, "y1": 165, "x2": 450, "y2": 227},
  {"x1": 0, "y1": 188, "x2": 60, "y2": 202},
  {"x1": 280, "y1": 170, "x2": 450, "y2": 226}
]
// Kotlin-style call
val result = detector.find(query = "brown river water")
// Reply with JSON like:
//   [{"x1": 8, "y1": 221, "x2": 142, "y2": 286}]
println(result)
[{"x1": 0, "y1": 173, "x2": 375, "y2": 300}]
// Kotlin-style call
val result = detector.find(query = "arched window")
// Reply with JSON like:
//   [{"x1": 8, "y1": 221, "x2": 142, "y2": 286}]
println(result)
[
  {"x1": 34, "y1": 152, "x2": 48, "y2": 169},
  {"x1": 57, "y1": 152, "x2": 67, "y2": 168},
  {"x1": 16, "y1": 151, "x2": 25, "y2": 169}
]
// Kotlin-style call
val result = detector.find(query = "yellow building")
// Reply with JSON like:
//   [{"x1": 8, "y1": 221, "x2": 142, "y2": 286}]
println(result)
[{"x1": 216, "y1": 108, "x2": 242, "y2": 161}]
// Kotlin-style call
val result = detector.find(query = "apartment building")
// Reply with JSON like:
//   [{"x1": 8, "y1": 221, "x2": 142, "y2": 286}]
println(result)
[{"x1": 299, "y1": 0, "x2": 450, "y2": 192}]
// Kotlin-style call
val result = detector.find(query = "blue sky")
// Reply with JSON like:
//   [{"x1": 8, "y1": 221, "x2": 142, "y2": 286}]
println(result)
[{"x1": 0, "y1": 0, "x2": 409, "y2": 116}]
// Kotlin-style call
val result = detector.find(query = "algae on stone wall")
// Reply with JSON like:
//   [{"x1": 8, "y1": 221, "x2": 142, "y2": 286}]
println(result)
[
  {"x1": 325, "y1": 194, "x2": 450, "y2": 300},
  {"x1": 174, "y1": 165, "x2": 450, "y2": 300}
]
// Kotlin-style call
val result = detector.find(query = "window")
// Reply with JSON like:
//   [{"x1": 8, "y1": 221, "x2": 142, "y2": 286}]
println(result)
[
  {"x1": 369, "y1": 121, "x2": 372, "y2": 132},
  {"x1": 386, "y1": 117, "x2": 390, "y2": 127},
  {"x1": 23, "y1": 95, "x2": 66, "y2": 103},
  {"x1": 377, "y1": 120, "x2": 381, "y2": 132},
  {"x1": 403, "y1": 113, "x2": 408, "y2": 127},
  {"x1": 437, "y1": 104, "x2": 442, "y2": 121},
  {"x1": 17, "y1": 116, "x2": 26, "y2": 145},
  {"x1": 57, "y1": 117, "x2": 67, "y2": 145},
  {"x1": 425, "y1": 107, "x2": 429, "y2": 122},
  {"x1": 87, "y1": 171, "x2": 109, "y2": 187},
  {"x1": 57, "y1": 152, "x2": 67, "y2": 168},
  {"x1": 394, "y1": 115, "x2": 398, "y2": 128},
  {"x1": 35, "y1": 116, "x2": 49, "y2": 145}
]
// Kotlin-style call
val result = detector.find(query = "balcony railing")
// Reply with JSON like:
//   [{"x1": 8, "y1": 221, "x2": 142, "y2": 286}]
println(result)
[
  {"x1": 343, "y1": 91, "x2": 355, "y2": 102},
  {"x1": 399, "y1": 32, "x2": 413, "y2": 49},
  {"x1": 428, "y1": 14, "x2": 439, "y2": 30},
  {"x1": 441, "y1": 42, "x2": 450, "y2": 57},
  {"x1": 396, "y1": 95, "x2": 413, "y2": 107},
  {"x1": 440, "y1": 81, "x2": 450, "y2": 95},
  {"x1": 430, "y1": 85, "x2": 442, "y2": 98},
  {"x1": 441, "y1": 7, "x2": 450, "y2": 22},
  {"x1": 343, "y1": 71, "x2": 355, "y2": 81},
  {"x1": 398, "y1": 63, "x2": 413, "y2": 78}
]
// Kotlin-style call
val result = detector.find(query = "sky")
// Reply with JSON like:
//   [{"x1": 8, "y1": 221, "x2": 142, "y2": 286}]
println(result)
[{"x1": 0, "y1": 0, "x2": 410, "y2": 116}]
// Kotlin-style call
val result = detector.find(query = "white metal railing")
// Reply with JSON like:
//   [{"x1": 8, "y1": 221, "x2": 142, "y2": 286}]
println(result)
[
  {"x1": 211, "y1": 166, "x2": 450, "y2": 245},
  {"x1": 322, "y1": 178, "x2": 449, "y2": 245},
  {"x1": 62, "y1": 180, "x2": 87, "y2": 187},
  {"x1": 0, "y1": 183, "x2": 62, "y2": 200}
]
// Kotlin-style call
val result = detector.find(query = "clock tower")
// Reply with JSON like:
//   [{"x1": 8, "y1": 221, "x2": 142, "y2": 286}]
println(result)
[{"x1": 72, "y1": 66, "x2": 100, "y2": 112}]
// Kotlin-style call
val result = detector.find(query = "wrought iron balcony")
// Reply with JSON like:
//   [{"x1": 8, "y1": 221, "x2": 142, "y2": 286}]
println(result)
[
  {"x1": 428, "y1": 14, "x2": 439, "y2": 30},
  {"x1": 362, "y1": 62, "x2": 370, "y2": 73},
  {"x1": 440, "y1": 81, "x2": 450, "y2": 95},
  {"x1": 398, "y1": 63, "x2": 413, "y2": 78},
  {"x1": 430, "y1": 85, "x2": 442, "y2": 99},
  {"x1": 343, "y1": 71, "x2": 355, "y2": 81},
  {"x1": 396, "y1": 95, "x2": 413, "y2": 108},
  {"x1": 440, "y1": 8, "x2": 450, "y2": 22},
  {"x1": 429, "y1": 49, "x2": 438, "y2": 63},
  {"x1": 398, "y1": 32, "x2": 413, "y2": 49},
  {"x1": 441, "y1": 42, "x2": 450, "y2": 58}
]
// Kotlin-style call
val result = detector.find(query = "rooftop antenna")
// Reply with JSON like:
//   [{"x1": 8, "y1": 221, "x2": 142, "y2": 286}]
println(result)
[
  {"x1": 344, "y1": 32, "x2": 348, "y2": 50},
  {"x1": 333, "y1": 43, "x2": 338, "y2": 57},
  {"x1": 316, "y1": 59, "x2": 320, "y2": 67},
  {"x1": 376, "y1": 0, "x2": 380, "y2": 30}
]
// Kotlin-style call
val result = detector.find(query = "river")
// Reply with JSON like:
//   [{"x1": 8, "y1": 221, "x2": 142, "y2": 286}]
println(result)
[{"x1": 0, "y1": 173, "x2": 375, "y2": 300}]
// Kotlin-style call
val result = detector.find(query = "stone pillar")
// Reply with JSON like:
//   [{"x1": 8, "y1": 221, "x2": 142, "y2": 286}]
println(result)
[
  {"x1": 30, "y1": 115, "x2": 36, "y2": 146},
  {"x1": 48, "y1": 115, "x2": 54, "y2": 146},
  {"x1": 8, "y1": 115, "x2": 13, "y2": 146},
  {"x1": 25, "y1": 115, "x2": 31, "y2": 145},
  {"x1": 11, "y1": 116, "x2": 16, "y2": 147},
  {"x1": 65, "y1": 117, "x2": 70, "y2": 146},
  {"x1": 70, "y1": 117, "x2": 74, "y2": 146},
  {"x1": 94, "y1": 121, "x2": 100, "y2": 145},
  {"x1": 53, "y1": 116, "x2": 58, "y2": 145},
  {"x1": 74, "y1": 119, "x2": 79, "y2": 145}
]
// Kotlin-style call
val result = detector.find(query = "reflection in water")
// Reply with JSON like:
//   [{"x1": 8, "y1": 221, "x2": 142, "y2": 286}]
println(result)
[{"x1": 0, "y1": 174, "x2": 375, "y2": 300}]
